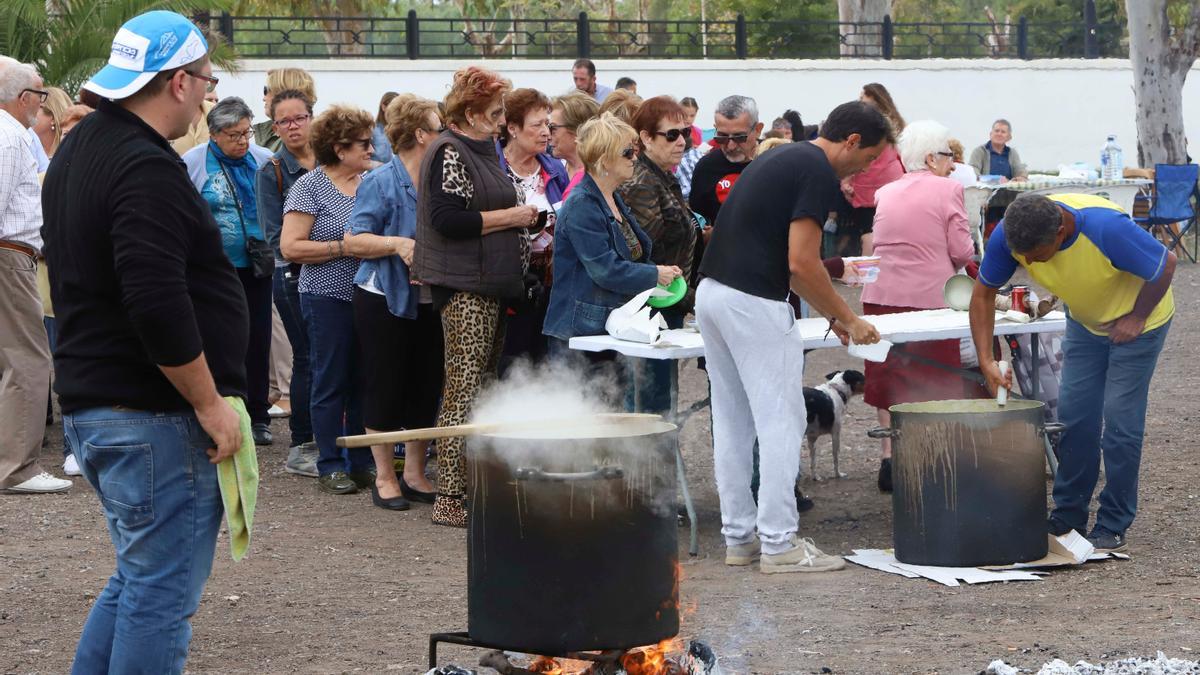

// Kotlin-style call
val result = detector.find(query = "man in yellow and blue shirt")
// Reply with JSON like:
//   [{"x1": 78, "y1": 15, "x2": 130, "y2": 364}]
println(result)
[{"x1": 970, "y1": 193, "x2": 1176, "y2": 554}]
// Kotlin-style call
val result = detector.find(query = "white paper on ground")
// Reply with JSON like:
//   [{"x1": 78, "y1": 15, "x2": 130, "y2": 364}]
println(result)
[
  {"x1": 605, "y1": 287, "x2": 671, "y2": 344},
  {"x1": 848, "y1": 338, "x2": 893, "y2": 362},
  {"x1": 845, "y1": 550, "x2": 1044, "y2": 587}
]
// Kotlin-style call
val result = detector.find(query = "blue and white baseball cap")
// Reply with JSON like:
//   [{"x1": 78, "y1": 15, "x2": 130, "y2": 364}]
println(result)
[{"x1": 83, "y1": 10, "x2": 209, "y2": 99}]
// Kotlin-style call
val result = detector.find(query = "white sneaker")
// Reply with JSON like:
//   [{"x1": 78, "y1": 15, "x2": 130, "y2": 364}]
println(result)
[
  {"x1": 268, "y1": 404, "x2": 289, "y2": 418},
  {"x1": 63, "y1": 454, "x2": 82, "y2": 477},
  {"x1": 761, "y1": 535, "x2": 847, "y2": 574},
  {"x1": 725, "y1": 538, "x2": 762, "y2": 566},
  {"x1": 7, "y1": 472, "x2": 72, "y2": 494}
]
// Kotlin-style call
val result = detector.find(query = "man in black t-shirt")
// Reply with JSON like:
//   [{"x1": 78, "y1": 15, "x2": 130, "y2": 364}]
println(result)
[
  {"x1": 687, "y1": 94, "x2": 763, "y2": 229},
  {"x1": 695, "y1": 101, "x2": 892, "y2": 574}
]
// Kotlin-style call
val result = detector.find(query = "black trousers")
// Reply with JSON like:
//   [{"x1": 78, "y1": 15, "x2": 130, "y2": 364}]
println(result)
[{"x1": 237, "y1": 267, "x2": 273, "y2": 425}]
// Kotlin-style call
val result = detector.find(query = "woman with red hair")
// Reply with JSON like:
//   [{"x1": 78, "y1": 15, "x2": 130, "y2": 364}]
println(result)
[{"x1": 414, "y1": 66, "x2": 539, "y2": 527}]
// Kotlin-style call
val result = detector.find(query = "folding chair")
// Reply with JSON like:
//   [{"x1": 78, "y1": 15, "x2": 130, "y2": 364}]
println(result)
[{"x1": 1134, "y1": 163, "x2": 1199, "y2": 263}]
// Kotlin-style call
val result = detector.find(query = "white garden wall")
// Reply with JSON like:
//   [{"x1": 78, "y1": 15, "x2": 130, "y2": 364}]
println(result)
[{"x1": 214, "y1": 58, "x2": 1200, "y2": 171}]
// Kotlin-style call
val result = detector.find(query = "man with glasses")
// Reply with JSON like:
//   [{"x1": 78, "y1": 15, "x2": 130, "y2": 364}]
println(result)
[
  {"x1": 0, "y1": 56, "x2": 70, "y2": 496},
  {"x1": 687, "y1": 94, "x2": 764, "y2": 230},
  {"x1": 41, "y1": 11, "x2": 248, "y2": 673}
]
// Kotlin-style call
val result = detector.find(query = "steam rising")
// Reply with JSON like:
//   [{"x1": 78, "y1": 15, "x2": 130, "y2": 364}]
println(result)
[{"x1": 469, "y1": 357, "x2": 622, "y2": 428}]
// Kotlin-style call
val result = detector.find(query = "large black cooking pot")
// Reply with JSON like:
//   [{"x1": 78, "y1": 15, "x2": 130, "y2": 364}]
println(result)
[
  {"x1": 465, "y1": 418, "x2": 679, "y2": 655},
  {"x1": 870, "y1": 399, "x2": 1062, "y2": 567}
]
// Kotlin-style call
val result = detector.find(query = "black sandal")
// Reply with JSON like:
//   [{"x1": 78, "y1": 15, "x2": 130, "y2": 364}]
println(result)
[{"x1": 400, "y1": 478, "x2": 437, "y2": 504}]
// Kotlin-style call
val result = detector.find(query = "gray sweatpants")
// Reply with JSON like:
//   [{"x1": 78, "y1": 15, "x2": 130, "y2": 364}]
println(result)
[{"x1": 696, "y1": 277, "x2": 805, "y2": 554}]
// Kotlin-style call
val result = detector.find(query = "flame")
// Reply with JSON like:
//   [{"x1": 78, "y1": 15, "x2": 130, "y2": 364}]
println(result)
[
  {"x1": 529, "y1": 656, "x2": 564, "y2": 674},
  {"x1": 620, "y1": 638, "x2": 685, "y2": 675}
]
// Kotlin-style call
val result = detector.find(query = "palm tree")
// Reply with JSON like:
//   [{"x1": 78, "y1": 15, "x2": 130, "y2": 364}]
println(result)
[{"x1": 1, "y1": 0, "x2": 236, "y2": 96}]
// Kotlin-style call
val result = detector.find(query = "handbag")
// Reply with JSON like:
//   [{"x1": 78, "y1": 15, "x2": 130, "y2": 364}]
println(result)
[{"x1": 217, "y1": 152, "x2": 275, "y2": 279}]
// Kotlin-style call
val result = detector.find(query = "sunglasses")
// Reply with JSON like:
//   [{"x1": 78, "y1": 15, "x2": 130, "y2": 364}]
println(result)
[
  {"x1": 184, "y1": 71, "x2": 219, "y2": 93},
  {"x1": 621, "y1": 145, "x2": 638, "y2": 160},
  {"x1": 351, "y1": 138, "x2": 373, "y2": 150},
  {"x1": 273, "y1": 113, "x2": 311, "y2": 129},
  {"x1": 713, "y1": 133, "x2": 753, "y2": 145},
  {"x1": 653, "y1": 127, "x2": 691, "y2": 143},
  {"x1": 20, "y1": 88, "x2": 49, "y2": 104},
  {"x1": 548, "y1": 123, "x2": 566, "y2": 134}
]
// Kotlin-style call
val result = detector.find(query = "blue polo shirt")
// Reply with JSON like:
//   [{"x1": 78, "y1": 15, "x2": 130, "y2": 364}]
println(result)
[{"x1": 986, "y1": 142, "x2": 1013, "y2": 179}]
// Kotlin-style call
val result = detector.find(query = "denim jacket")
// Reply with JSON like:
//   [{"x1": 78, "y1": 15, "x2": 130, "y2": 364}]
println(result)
[
  {"x1": 543, "y1": 173, "x2": 659, "y2": 340},
  {"x1": 254, "y1": 145, "x2": 309, "y2": 263},
  {"x1": 350, "y1": 156, "x2": 419, "y2": 319}
]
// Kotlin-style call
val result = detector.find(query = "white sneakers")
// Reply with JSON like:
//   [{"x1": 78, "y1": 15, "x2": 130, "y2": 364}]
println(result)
[
  {"x1": 7, "y1": 471, "x2": 72, "y2": 494},
  {"x1": 63, "y1": 454, "x2": 82, "y2": 476},
  {"x1": 268, "y1": 404, "x2": 289, "y2": 418},
  {"x1": 725, "y1": 538, "x2": 762, "y2": 566},
  {"x1": 761, "y1": 535, "x2": 847, "y2": 574}
]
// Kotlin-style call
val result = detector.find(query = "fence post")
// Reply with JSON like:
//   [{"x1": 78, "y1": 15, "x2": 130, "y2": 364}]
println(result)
[
  {"x1": 1083, "y1": 0, "x2": 1099, "y2": 58},
  {"x1": 406, "y1": 10, "x2": 419, "y2": 60},
  {"x1": 218, "y1": 12, "x2": 234, "y2": 45},
  {"x1": 577, "y1": 12, "x2": 590, "y2": 58},
  {"x1": 735, "y1": 14, "x2": 747, "y2": 59},
  {"x1": 881, "y1": 14, "x2": 893, "y2": 59},
  {"x1": 1017, "y1": 16, "x2": 1028, "y2": 59}
]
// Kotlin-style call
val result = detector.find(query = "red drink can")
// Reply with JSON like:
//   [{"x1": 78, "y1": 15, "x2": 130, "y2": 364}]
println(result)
[{"x1": 1010, "y1": 285, "x2": 1028, "y2": 314}]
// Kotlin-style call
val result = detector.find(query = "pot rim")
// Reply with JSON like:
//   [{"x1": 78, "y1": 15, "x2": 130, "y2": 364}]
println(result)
[
  {"x1": 888, "y1": 398, "x2": 1043, "y2": 415},
  {"x1": 484, "y1": 419, "x2": 678, "y2": 440}
]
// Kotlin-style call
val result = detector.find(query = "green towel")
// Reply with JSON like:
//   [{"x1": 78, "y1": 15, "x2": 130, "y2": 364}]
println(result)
[{"x1": 218, "y1": 396, "x2": 259, "y2": 561}]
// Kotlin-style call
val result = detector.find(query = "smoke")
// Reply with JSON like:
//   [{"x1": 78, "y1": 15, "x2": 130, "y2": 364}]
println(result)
[{"x1": 469, "y1": 355, "x2": 623, "y2": 427}]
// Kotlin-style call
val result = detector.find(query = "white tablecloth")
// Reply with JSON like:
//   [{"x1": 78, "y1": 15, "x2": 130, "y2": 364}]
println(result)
[{"x1": 569, "y1": 309, "x2": 1067, "y2": 361}]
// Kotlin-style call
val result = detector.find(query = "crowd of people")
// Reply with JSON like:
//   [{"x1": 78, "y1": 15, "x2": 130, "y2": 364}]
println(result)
[{"x1": 0, "y1": 9, "x2": 1179, "y2": 673}]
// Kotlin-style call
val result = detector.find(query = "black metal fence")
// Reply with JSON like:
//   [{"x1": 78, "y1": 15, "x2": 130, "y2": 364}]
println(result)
[{"x1": 205, "y1": 11, "x2": 1126, "y2": 61}]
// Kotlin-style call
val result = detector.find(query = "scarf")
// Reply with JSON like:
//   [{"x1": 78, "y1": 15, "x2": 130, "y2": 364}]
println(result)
[{"x1": 207, "y1": 141, "x2": 260, "y2": 230}]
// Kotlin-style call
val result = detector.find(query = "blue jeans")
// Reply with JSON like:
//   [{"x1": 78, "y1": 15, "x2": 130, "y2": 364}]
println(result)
[
  {"x1": 626, "y1": 309, "x2": 685, "y2": 414},
  {"x1": 274, "y1": 266, "x2": 312, "y2": 447},
  {"x1": 1053, "y1": 316, "x2": 1171, "y2": 535},
  {"x1": 299, "y1": 292, "x2": 369, "y2": 476},
  {"x1": 64, "y1": 407, "x2": 223, "y2": 675}
]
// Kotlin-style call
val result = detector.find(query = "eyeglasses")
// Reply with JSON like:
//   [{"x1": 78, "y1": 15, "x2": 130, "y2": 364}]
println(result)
[
  {"x1": 713, "y1": 132, "x2": 753, "y2": 145},
  {"x1": 221, "y1": 128, "x2": 253, "y2": 142},
  {"x1": 185, "y1": 71, "x2": 219, "y2": 93},
  {"x1": 653, "y1": 127, "x2": 691, "y2": 143},
  {"x1": 423, "y1": 126, "x2": 447, "y2": 134},
  {"x1": 263, "y1": 86, "x2": 270, "y2": 96},
  {"x1": 620, "y1": 145, "x2": 638, "y2": 160},
  {"x1": 935, "y1": 151, "x2": 954, "y2": 158},
  {"x1": 273, "y1": 114, "x2": 311, "y2": 129},
  {"x1": 548, "y1": 123, "x2": 567, "y2": 134},
  {"x1": 20, "y1": 88, "x2": 49, "y2": 104}
]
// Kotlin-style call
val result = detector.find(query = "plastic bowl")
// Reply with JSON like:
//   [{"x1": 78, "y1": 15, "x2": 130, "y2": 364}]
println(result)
[
  {"x1": 943, "y1": 274, "x2": 974, "y2": 311},
  {"x1": 647, "y1": 276, "x2": 688, "y2": 309}
]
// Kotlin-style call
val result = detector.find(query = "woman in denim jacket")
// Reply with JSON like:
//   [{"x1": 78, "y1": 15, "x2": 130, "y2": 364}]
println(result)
[{"x1": 544, "y1": 113, "x2": 680, "y2": 376}]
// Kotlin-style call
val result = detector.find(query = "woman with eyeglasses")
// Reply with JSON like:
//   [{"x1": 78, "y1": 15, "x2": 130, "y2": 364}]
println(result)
[
  {"x1": 182, "y1": 97, "x2": 276, "y2": 446},
  {"x1": 344, "y1": 94, "x2": 445, "y2": 511},
  {"x1": 414, "y1": 66, "x2": 538, "y2": 528},
  {"x1": 544, "y1": 113, "x2": 680, "y2": 383},
  {"x1": 255, "y1": 89, "x2": 318, "y2": 478},
  {"x1": 861, "y1": 120, "x2": 979, "y2": 494},
  {"x1": 497, "y1": 87, "x2": 571, "y2": 369},
  {"x1": 280, "y1": 105, "x2": 376, "y2": 497},
  {"x1": 616, "y1": 96, "x2": 697, "y2": 413},
  {"x1": 549, "y1": 91, "x2": 599, "y2": 200},
  {"x1": 253, "y1": 67, "x2": 317, "y2": 153}
]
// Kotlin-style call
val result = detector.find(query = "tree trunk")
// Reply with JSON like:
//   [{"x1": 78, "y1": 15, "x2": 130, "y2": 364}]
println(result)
[
  {"x1": 838, "y1": 0, "x2": 892, "y2": 57},
  {"x1": 1126, "y1": 0, "x2": 1200, "y2": 167}
]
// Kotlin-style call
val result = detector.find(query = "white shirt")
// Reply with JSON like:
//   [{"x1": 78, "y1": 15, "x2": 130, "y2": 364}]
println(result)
[
  {"x1": 0, "y1": 109, "x2": 43, "y2": 251},
  {"x1": 27, "y1": 126, "x2": 49, "y2": 173},
  {"x1": 949, "y1": 161, "x2": 978, "y2": 188}
]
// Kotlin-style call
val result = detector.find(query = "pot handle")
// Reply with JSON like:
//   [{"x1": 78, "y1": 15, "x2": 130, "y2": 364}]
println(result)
[
  {"x1": 515, "y1": 466, "x2": 625, "y2": 483},
  {"x1": 1041, "y1": 422, "x2": 1067, "y2": 436},
  {"x1": 867, "y1": 427, "x2": 897, "y2": 439}
]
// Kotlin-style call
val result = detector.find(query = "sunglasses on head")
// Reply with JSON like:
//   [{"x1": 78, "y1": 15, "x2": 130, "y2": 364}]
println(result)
[
  {"x1": 653, "y1": 127, "x2": 691, "y2": 143},
  {"x1": 713, "y1": 133, "x2": 752, "y2": 145},
  {"x1": 620, "y1": 146, "x2": 638, "y2": 160}
]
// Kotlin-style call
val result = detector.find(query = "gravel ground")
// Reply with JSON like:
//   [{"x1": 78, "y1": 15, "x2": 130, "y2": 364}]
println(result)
[{"x1": 2, "y1": 268, "x2": 1199, "y2": 674}]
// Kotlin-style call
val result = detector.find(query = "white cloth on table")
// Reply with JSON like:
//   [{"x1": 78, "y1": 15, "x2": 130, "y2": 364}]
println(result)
[
  {"x1": 0, "y1": 110, "x2": 43, "y2": 251},
  {"x1": 696, "y1": 277, "x2": 806, "y2": 554}
]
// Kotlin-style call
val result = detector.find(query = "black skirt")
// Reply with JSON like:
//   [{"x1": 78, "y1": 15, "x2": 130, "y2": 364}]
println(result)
[{"x1": 352, "y1": 287, "x2": 445, "y2": 432}]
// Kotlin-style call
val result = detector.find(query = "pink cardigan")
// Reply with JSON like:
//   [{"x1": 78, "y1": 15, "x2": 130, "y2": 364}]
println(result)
[
  {"x1": 861, "y1": 171, "x2": 975, "y2": 309},
  {"x1": 848, "y1": 144, "x2": 904, "y2": 208}
]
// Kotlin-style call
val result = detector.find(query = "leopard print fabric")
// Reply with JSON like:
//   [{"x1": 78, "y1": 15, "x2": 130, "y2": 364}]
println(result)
[{"x1": 435, "y1": 291, "x2": 506, "y2": 500}]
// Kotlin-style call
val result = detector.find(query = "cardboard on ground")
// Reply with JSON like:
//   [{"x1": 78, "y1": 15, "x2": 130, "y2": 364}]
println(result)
[{"x1": 846, "y1": 532, "x2": 1129, "y2": 587}]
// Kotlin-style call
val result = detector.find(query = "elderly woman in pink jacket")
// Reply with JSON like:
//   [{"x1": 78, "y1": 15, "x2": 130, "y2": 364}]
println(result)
[{"x1": 861, "y1": 120, "x2": 980, "y2": 493}]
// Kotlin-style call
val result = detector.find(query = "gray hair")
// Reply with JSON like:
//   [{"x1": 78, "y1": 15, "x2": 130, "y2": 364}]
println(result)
[
  {"x1": 993, "y1": 118, "x2": 1012, "y2": 132},
  {"x1": 1003, "y1": 194, "x2": 1062, "y2": 253},
  {"x1": 715, "y1": 95, "x2": 758, "y2": 126},
  {"x1": 0, "y1": 56, "x2": 39, "y2": 105},
  {"x1": 898, "y1": 120, "x2": 951, "y2": 172},
  {"x1": 207, "y1": 96, "x2": 254, "y2": 133}
]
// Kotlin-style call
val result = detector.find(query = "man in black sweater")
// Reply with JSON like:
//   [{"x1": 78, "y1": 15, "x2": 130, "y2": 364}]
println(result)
[
  {"x1": 687, "y1": 94, "x2": 764, "y2": 229},
  {"x1": 40, "y1": 11, "x2": 247, "y2": 673}
]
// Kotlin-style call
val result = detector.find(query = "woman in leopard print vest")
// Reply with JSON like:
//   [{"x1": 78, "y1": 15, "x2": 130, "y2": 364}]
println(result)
[{"x1": 414, "y1": 66, "x2": 540, "y2": 527}]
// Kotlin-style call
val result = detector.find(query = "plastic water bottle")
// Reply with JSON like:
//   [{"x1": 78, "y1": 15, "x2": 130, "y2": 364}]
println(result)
[{"x1": 1100, "y1": 135, "x2": 1123, "y2": 180}]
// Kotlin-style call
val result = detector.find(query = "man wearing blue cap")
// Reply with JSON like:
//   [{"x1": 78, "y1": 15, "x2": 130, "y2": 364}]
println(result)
[{"x1": 41, "y1": 11, "x2": 248, "y2": 674}]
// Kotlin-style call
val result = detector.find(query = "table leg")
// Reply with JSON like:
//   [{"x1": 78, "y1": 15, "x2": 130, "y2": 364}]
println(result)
[
  {"x1": 1030, "y1": 335, "x2": 1041, "y2": 401},
  {"x1": 669, "y1": 360, "x2": 700, "y2": 557}
]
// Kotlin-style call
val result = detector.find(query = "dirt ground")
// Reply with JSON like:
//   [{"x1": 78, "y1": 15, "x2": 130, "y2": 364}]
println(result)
[{"x1": 3, "y1": 268, "x2": 1200, "y2": 675}]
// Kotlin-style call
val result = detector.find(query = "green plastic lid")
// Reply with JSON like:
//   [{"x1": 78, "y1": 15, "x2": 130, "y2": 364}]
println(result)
[{"x1": 647, "y1": 276, "x2": 687, "y2": 309}]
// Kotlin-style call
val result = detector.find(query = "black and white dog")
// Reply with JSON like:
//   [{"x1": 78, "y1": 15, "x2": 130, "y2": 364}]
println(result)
[{"x1": 802, "y1": 370, "x2": 866, "y2": 481}]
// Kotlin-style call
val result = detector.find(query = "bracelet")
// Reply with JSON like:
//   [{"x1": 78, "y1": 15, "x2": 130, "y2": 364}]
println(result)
[
  {"x1": 326, "y1": 241, "x2": 335, "y2": 260},
  {"x1": 337, "y1": 239, "x2": 345, "y2": 257}
]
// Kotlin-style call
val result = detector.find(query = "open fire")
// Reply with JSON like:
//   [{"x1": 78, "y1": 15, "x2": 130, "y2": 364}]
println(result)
[{"x1": 443, "y1": 638, "x2": 719, "y2": 675}]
